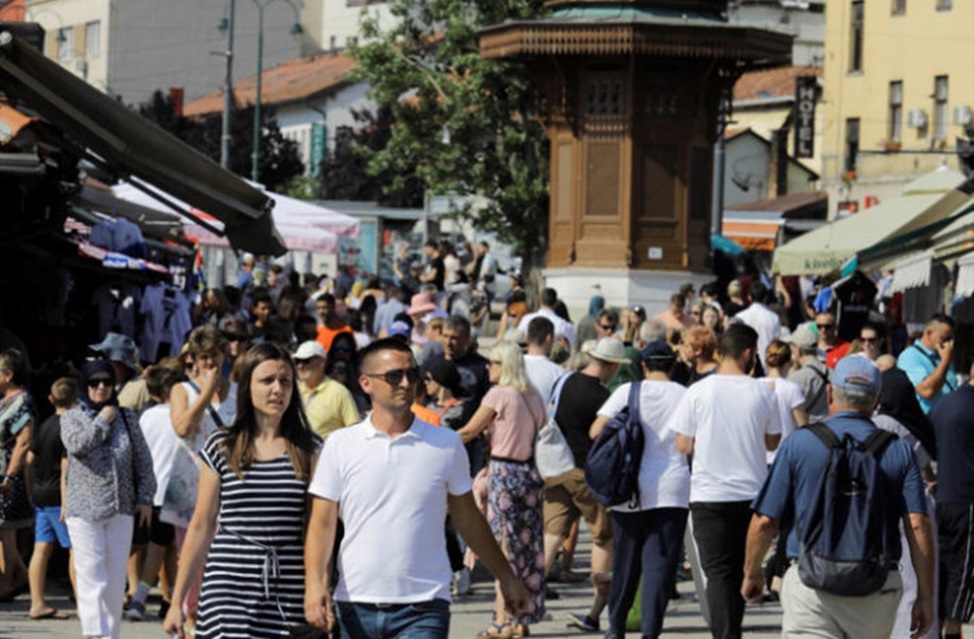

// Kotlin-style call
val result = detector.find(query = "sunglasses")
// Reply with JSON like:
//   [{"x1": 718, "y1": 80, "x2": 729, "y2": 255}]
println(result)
[
  {"x1": 87, "y1": 378, "x2": 112, "y2": 389},
  {"x1": 599, "y1": 324, "x2": 617, "y2": 331},
  {"x1": 222, "y1": 333, "x2": 249, "y2": 343},
  {"x1": 861, "y1": 336, "x2": 879, "y2": 343},
  {"x1": 817, "y1": 323, "x2": 835, "y2": 330},
  {"x1": 364, "y1": 367, "x2": 420, "y2": 386}
]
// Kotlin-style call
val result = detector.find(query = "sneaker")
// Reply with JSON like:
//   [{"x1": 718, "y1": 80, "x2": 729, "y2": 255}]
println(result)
[
  {"x1": 454, "y1": 567, "x2": 472, "y2": 596},
  {"x1": 567, "y1": 613, "x2": 600, "y2": 632},
  {"x1": 125, "y1": 601, "x2": 145, "y2": 622},
  {"x1": 158, "y1": 600, "x2": 171, "y2": 619}
]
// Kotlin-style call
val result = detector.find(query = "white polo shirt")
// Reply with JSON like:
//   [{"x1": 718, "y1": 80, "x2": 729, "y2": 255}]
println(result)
[{"x1": 308, "y1": 416, "x2": 472, "y2": 604}]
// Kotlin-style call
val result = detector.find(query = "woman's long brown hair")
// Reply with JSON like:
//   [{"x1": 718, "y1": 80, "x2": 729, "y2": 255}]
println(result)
[{"x1": 221, "y1": 343, "x2": 317, "y2": 481}]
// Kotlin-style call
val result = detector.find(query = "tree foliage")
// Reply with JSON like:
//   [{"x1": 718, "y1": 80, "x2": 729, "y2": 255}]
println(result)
[
  {"x1": 316, "y1": 105, "x2": 425, "y2": 207},
  {"x1": 350, "y1": 0, "x2": 550, "y2": 260},
  {"x1": 138, "y1": 91, "x2": 304, "y2": 193}
]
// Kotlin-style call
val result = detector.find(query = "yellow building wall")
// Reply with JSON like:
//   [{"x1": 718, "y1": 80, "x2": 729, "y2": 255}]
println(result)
[{"x1": 822, "y1": 0, "x2": 974, "y2": 209}]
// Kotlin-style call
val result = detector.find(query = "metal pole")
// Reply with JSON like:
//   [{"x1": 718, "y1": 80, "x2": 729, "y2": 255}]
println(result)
[
  {"x1": 220, "y1": 0, "x2": 235, "y2": 169},
  {"x1": 251, "y1": 2, "x2": 264, "y2": 182}
]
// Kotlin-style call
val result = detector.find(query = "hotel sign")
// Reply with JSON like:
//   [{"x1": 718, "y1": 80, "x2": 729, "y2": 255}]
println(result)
[{"x1": 794, "y1": 76, "x2": 817, "y2": 159}]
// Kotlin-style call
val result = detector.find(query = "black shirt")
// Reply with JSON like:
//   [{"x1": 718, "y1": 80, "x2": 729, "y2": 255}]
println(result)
[
  {"x1": 554, "y1": 372, "x2": 610, "y2": 469},
  {"x1": 833, "y1": 271, "x2": 878, "y2": 342},
  {"x1": 932, "y1": 384, "x2": 974, "y2": 504},
  {"x1": 429, "y1": 351, "x2": 490, "y2": 406},
  {"x1": 429, "y1": 256, "x2": 445, "y2": 291},
  {"x1": 30, "y1": 414, "x2": 66, "y2": 507}
]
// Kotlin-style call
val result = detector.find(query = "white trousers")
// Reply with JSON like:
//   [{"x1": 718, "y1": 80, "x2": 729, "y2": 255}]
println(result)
[{"x1": 66, "y1": 514, "x2": 133, "y2": 639}]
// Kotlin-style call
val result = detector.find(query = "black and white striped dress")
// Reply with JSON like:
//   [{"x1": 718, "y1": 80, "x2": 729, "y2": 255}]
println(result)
[{"x1": 195, "y1": 430, "x2": 313, "y2": 639}]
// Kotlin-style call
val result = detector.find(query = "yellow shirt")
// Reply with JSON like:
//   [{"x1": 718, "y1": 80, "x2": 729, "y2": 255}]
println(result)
[{"x1": 300, "y1": 377, "x2": 361, "y2": 439}]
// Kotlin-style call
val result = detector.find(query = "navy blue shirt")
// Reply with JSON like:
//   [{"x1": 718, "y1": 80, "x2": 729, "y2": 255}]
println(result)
[
  {"x1": 751, "y1": 411, "x2": 926, "y2": 560},
  {"x1": 931, "y1": 384, "x2": 974, "y2": 505}
]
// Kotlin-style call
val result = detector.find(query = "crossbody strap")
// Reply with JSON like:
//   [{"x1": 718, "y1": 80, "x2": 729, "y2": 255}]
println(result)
[{"x1": 186, "y1": 380, "x2": 225, "y2": 428}]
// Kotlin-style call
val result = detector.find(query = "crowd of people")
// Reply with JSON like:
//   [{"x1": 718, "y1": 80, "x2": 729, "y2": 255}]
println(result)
[{"x1": 0, "y1": 238, "x2": 968, "y2": 639}]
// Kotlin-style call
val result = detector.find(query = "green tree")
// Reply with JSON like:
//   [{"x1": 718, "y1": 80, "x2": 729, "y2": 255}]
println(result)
[
  {"x1": 137, "y1": 90, "x2": 304, "y2": 193},
  {"x1": 350, "y1": 0, "x2": 549, "y2": 261},
  {"x1": 317, "y1": 105, "x2": 425, "y2": 207}
]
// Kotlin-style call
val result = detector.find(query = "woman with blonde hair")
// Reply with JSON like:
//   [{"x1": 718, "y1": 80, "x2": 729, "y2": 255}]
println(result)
[
  {"x1": 163, "y1": 325, "x2": 236, "y2": 627},
  {"x1": 458, "y1": 341, "x2": 546, "y2": 637}
]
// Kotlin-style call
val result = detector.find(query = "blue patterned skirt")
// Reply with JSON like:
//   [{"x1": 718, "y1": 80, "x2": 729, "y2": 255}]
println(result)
[{"x1": 487, "y1": 458, "x2": 546, "y2": 624}]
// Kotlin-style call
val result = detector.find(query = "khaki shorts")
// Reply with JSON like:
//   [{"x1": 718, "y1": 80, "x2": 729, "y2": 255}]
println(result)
[{"x1": 543, "y1": 468, "x2": 613, "y2": 547}]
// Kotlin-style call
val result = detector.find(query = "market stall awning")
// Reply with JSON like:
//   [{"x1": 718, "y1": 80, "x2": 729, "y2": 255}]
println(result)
[
  {"x1": 112, "y1": 181, "x2": 339, "y2": 254},
  {"x1": 73, "y1": 184, "x2": 195, "y2": 249},
  {"x1": 772, "y1": 168, "x2": 966, "y2": 275},
  {"x1": 0, "y1": 30, "x2": 285, "y2": 256}
]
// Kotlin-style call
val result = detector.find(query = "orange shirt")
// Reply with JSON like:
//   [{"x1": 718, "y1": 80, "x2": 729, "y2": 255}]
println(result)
[
  {"x1": 412, "y1": 403, "x2": 442, "y2": 426},
  {"x1": 315, "y1": 324, "x2": 353, "y2": 353},
  {"x1": 825, "y1": 341, "x2": 851, "y2": 369}
]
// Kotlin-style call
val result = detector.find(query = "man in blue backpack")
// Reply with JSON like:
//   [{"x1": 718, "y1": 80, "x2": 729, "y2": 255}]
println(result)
[{"x1": 742, "y1": 355, "x2": 935, "y2": 639}]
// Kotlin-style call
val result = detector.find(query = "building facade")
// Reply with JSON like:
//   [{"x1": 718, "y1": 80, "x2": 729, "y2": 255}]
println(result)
[
  {"x1": 822, "y1": 0, "x2": 974, "y2": 212},
  {"x1": 24, "y1": 0, "x2": 304, "y2": 105},
  {"x1": 301, "y1": 0, "x2": 394, "y2": 53}
]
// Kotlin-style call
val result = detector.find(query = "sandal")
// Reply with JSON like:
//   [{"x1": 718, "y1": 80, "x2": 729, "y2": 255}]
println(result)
[{"x1": 476, "y1": 621, "x2": 514, "y2": 638}]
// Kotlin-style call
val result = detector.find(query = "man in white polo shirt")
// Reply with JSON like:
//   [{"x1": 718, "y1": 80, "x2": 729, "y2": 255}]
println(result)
[{"x1": 304, "y1": 338, "x2": 528, "y2": 637}]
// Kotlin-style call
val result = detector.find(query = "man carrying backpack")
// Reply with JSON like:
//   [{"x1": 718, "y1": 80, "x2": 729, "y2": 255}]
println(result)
[{"x1": 742, "y1": 355, "x2": 934, "y2": 639}]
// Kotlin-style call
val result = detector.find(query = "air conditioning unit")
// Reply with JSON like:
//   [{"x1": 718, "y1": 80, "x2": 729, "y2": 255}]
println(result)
[
  {"x1": 953, "y1": 105, "x2": 973, "y2": 126},
  {"x1": 907, "y1": 108, "x2": 928, "y2": 128}
]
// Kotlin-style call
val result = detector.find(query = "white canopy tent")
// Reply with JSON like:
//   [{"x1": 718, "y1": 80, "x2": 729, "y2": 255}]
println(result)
[{"x1": 113, "y1": 180, "x2": 358, "y2": 286}]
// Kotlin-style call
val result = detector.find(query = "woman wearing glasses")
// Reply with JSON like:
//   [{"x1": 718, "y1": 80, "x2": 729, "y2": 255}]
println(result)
[
  {"x1": 163, "y1": 325, "x2": 237, "y2": 628},
  {"x1": 61, "y1": 359, "x2": 156, "y2": 639},
  {"x1": 458, "y1": 341, "x2": 546, "y2": 638},
  {"x1": 164, "y1": 343, "x2": 320, "y2": 639}
]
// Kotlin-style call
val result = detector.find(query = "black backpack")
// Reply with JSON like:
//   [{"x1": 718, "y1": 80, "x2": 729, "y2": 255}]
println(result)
[
  {"x1": 585, "y1": 382, "x2": 644, "y2": 508},
  {"x1": 796, "y1": 422, "x2": 897, "y2": 597}
]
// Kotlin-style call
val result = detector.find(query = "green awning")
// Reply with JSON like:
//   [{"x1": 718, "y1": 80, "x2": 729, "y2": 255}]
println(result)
[{"x1": 772, "y1": 168, "x2": 968, "y2": 275}]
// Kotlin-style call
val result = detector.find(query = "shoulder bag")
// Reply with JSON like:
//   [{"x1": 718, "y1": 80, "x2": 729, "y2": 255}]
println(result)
[{"x1": 534, "y1": 372, "x2": 576, "y2": 480}]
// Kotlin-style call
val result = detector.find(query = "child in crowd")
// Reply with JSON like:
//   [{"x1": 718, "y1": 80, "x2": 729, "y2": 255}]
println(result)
[
  {"x1": 126, "y1": 366, "x2": 185, "y2": 621},
  {"x1": 26, "y1": 377, "x2": 78, "y2": 620}
]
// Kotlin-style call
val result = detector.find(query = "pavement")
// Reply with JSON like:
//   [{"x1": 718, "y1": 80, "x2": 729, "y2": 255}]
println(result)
[{"x1": 0, "y1": 528, "x2": 784, "y2": 639}]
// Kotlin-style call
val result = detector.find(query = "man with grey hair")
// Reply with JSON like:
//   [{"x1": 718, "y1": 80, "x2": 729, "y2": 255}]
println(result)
[
  {"x1": 785, "y1": 324, "x2": 830, "y2": 421},
  {"x1": 639, "y1": 319, "x2": 667, "y2": 348},
  {"x1": 744, "y1": 355, "x2": 934, "y2": 639}
]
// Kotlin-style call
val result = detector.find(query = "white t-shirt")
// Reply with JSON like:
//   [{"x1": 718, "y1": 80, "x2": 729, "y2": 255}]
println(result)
[
  {"x1": 597, "y1": 380, "x2": 690, "y2": 512},
  {"x1": 734, "y1": 303, "x2": 781, "y2": 368},
  {"x1": 671, "y1": 374, "x2": 781, "y2": 503},
  {"x1": 139, "y1": 404, "x2": 179, "y2": 507},
  {"x1": 523, "y1": 354, "x2": 565, "y2": 402},
  {"x1": 517, "y1": 309, "x2": 575, "y2": 346},
  {"x1": 759, "y1": 376, "x2": 805, "y2": 463},
  {"x1": 308, "y1": 417, "x2": 472, "y2": 604}
]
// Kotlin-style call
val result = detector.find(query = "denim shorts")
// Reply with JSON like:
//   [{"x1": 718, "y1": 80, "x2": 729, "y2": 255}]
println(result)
[
  {"x1": 34, "y1": 505, "x2": 71, "y2": 548},
  {"x1": 337, "y1": 599, "x2": 450, "y2": 639}
]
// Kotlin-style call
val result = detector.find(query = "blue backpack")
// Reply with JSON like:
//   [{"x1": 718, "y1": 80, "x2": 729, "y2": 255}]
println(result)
[
  {"x1": 585, "y1": 382, "x2": 643, "y2": 508},
  {"x1": 797, "y1": 422, "x2": 897, "y2": 597}
]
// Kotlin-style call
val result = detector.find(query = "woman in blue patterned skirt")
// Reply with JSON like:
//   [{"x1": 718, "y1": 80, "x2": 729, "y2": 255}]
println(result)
[{"x1": 459, "y1": 341, "x2": 546, "y2": 638}]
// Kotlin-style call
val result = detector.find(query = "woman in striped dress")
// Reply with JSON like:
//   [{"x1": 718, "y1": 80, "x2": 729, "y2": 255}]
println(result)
[{"x1": 163, "y1": 343, "x2": 320, "y2": 639}]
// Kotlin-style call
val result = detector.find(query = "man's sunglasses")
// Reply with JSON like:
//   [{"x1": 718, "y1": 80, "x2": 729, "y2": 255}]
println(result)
[
  {"x1": 87, "y1": 378, "x2": 113, "y2": 389},
  {"x1": 363, "y1": 367, "x2": 421, "y2": 386}
]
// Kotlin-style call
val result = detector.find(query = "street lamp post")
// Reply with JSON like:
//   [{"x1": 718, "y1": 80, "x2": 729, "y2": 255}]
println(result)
[
  {"x1": 249, "y1": 0, "x2": 302, "y2": 184},
  {"x1": 220, "y1": 0, "x2": 235, "y2": 169}
]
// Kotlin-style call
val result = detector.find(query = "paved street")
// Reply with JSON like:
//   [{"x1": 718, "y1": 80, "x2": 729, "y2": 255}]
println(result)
[{"x1": 0, "y1": 528, "x2": 785, "y2": 639}]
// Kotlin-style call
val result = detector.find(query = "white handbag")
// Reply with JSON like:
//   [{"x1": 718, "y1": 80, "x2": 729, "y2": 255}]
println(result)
[{"x1": 534, "y1": 373, "x2": 576, "y2": 480}]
